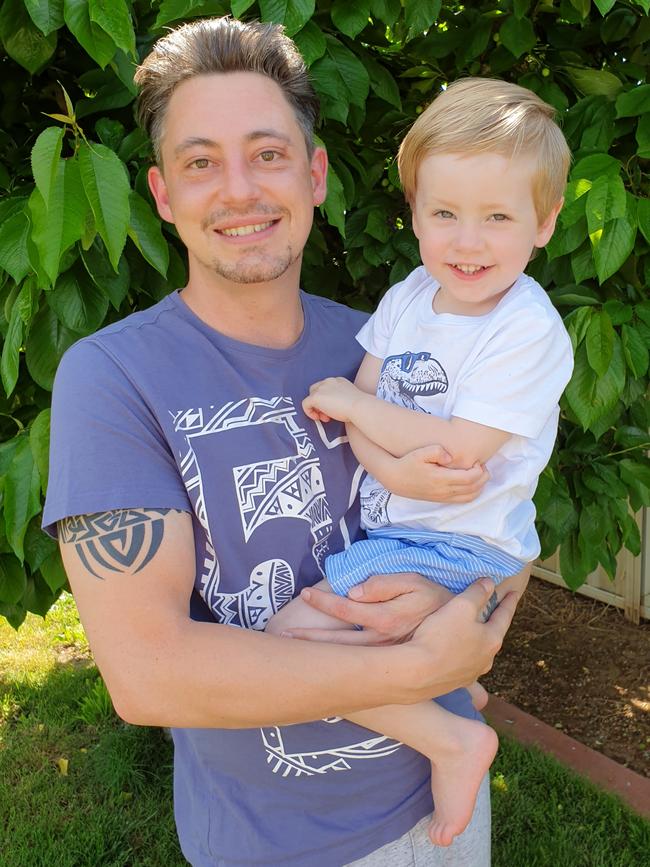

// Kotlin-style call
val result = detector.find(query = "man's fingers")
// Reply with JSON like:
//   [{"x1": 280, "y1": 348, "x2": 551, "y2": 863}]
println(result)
[
  {"x1": 282, "y1": 627, "x2": 380, "y2": 645},
  {"x1": 485, "y1": 590, "x2": 517, "y2": 636}
]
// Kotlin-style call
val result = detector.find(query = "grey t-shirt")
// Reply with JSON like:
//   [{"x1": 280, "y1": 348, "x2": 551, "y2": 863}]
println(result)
[{"x1": 43, "y1": 289, "x2": 479, "y2": 866}]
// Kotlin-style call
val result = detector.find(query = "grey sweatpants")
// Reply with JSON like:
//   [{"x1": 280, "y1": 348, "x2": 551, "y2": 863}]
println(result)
[{"x1": 345, "y1": 775, "x2": 491, "y2": 866}]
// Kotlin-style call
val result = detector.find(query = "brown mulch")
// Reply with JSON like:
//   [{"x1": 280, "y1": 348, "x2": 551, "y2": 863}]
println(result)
[{"x1": 482, "y1": 576, "x2": 650, "y2": 777}]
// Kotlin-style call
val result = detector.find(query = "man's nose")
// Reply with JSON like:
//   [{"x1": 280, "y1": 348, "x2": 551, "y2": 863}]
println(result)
[{"x1": 219, "y1": 158, "x2": 259, "y2": 203}]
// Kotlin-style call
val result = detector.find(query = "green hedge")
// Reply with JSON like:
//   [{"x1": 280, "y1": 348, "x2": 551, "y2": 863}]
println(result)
[{"x1": 0, "y1": 0, "x2": 648, "y2": 627}]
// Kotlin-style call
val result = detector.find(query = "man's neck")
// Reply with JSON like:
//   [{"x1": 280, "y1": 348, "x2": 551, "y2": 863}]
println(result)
[{"x1": 180, "y1": 264, "x2": 305, "y2": 350}]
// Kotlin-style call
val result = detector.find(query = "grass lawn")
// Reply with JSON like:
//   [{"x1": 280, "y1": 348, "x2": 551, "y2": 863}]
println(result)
[{"x1": 1, "y1": 595, "x2": 648, "y2": 867}]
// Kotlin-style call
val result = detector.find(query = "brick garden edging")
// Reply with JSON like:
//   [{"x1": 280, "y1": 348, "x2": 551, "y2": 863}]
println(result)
[{"x1": 485, "y1": 695, "x2": 650, "y2": 820}]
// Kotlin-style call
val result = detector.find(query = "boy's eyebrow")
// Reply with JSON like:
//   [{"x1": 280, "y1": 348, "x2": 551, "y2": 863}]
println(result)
[{"x1": 173, "y1": 130, "x2": 292, "y2": 158}]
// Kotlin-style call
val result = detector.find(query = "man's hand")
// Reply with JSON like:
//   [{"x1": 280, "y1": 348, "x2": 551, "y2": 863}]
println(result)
[
  {"x1": 293, "y1": 572, "x2": 454, "y2": 645},
  {"x1": 404, "y1": 579, "x2": 518, "y2": 700},
  {"x1": 386, "y1": 444, "x2": 489, "y2": 503},
  {"x1": 303, "y1": 377, "x2": 360, "y2": 423}
]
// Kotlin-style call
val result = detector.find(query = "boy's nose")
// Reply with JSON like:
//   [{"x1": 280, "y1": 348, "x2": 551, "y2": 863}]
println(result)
[{"x1": 452, "y1": 223, "x2": 483, "y2": 252}]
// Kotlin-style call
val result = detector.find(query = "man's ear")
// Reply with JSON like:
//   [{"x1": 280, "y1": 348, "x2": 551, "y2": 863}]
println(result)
[
  {"x1": 148, "y1": 165, "x2": 174, "y2": 223},
  {"x1": 310, "y1": 147, "x2": 328, "y2": 207},
  {"x1": 535, "y1": 198, "x2": 563, "y2": 248}
]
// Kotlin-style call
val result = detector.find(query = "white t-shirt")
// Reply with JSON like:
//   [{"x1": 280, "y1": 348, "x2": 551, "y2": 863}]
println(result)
[{"x1": 357, "y1": 266, "x2": 574, "y2": 561}]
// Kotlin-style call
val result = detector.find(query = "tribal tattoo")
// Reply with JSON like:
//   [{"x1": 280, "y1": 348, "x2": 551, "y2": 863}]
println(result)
[{"x1": 59, "y1": 509, "x2": 181, "y2": 579}]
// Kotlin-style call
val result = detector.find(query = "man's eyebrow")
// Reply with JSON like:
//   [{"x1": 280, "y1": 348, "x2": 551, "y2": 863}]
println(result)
[{"x1": 173, "y1": 130, "x2": 293, "y2": 158}]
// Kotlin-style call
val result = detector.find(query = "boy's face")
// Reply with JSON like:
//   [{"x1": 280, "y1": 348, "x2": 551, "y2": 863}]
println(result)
[{"x1": 411, "y1": 152, "x2": 562, "y2": 316}]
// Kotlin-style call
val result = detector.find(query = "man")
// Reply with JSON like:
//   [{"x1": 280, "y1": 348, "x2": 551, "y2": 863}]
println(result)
[{"x1": 43, "y1": 17, "x2": 523, "y2": 866}]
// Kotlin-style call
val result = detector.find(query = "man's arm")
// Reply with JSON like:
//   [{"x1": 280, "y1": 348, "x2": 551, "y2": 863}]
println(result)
[
  {"x1": 59, "y1": 508, "x2": 516, "y2": 728},
  {"x1": 304, "y1": 354, "x2": 510, "y2": 469}
]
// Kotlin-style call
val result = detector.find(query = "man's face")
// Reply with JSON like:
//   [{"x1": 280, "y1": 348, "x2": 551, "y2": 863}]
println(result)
[{"x1": 148, "y1": 72, "x2": 327, "y2": 289}]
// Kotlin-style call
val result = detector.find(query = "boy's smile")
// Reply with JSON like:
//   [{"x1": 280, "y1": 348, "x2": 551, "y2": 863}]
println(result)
[{"x1": 411, "y1": 152, "x2": 561, "y2": 316}]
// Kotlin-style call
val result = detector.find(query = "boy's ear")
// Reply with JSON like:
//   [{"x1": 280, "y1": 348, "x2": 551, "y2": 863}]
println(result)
[{"x1": 535, "y1": 198, "x2": 563, "y2": 248}]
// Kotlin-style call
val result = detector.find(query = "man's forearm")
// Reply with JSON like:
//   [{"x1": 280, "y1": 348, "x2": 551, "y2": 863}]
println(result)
[{"x1": 105, "y1": 615, "x2": 420, "y2": 728}]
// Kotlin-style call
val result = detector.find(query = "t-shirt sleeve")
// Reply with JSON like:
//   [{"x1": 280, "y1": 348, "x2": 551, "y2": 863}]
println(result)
[
  {"x1": 42, "y1": 339, "x2": 191, "y2": 538},
  {"x1": 452, "y1": 305, "x2": 574, "y2": 439},
  {"x1": 356, "y1": 266, "x2": 429, "y2": 358}
]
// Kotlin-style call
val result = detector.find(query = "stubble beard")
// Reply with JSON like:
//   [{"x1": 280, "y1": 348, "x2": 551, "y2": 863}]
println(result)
[{"x1": 207, "y1": 246, "x2": 296, "y2": 284}]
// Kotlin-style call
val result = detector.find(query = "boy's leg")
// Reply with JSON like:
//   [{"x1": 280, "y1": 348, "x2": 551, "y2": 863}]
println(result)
[
  {"x1": 265, "y1": 579, "x2": 352, "y2": 635},
  {"x1": 345, "y1": 774, "x2": 491, "y2": 866},
  {"x1": 347, "y1": 701, "x2": 497, "y2": 847}
]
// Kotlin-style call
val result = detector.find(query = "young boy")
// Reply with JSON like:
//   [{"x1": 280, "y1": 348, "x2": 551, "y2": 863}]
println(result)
[{"x1": 267, "y1": 78, "x2": 574, "y2": 848}]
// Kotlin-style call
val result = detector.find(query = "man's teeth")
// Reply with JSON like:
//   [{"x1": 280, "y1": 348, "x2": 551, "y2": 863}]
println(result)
[
  {"x1": 453, "y1": 264, "x2": 485, "y2": 274},
  {"x1": 221, "y1": 221, "x2": 273, "y2": 237}
]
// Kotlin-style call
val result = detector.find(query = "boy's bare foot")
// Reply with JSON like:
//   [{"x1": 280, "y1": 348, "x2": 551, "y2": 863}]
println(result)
[
  {"x1": 467, "y1": 681, "x2": 489, "y2": 711},
  {"x1": 428, "y1": 719, "x2": 498, "y2": 848}
]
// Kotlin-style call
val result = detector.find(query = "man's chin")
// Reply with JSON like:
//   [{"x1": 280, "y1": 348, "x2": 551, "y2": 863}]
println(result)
[{"x1": 210, "y1": 254, "x2": 295, "y2": 285}]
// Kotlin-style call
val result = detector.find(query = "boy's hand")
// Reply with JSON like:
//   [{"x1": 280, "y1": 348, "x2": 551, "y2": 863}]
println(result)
[
  {"x1": 294, "y1": 573, "x2": 454, "y2": 645},
  {"x1": 303, "y1": 377, "x2": 360, "y2": 423}
]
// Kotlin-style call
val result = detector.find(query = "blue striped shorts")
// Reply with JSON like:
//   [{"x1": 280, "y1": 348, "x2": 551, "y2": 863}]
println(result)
[{"x1": 326, "y1": 527, "x2": 525, "y2": 597}]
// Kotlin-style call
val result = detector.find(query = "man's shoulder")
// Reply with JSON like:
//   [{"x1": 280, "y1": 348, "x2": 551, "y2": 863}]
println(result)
[{"x1": 303, "y1": 291, "x2": 370, "y2": 331}]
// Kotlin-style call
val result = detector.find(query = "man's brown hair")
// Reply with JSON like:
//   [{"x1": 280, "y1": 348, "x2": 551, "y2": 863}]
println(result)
[{"x1": 134, "y1": 16, "x2": 320, "y2": 163}]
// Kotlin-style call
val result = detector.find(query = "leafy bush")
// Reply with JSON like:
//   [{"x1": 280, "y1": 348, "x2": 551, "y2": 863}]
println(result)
[{"x1": 0, "y1": 0, "x2": 648, "y2": 627}]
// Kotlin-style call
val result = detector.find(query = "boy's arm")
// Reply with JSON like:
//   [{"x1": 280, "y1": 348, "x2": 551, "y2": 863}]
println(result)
[{"x1": 304, "y1": 354, "x2": 511, "y2": 469}]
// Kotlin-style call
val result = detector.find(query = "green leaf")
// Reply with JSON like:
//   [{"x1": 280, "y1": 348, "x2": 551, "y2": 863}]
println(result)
[
  {"x1": 0, "y1": 0, "x2": 57, "y2": 74},
  {"x1": 30, "y1": 409, "x2": 50, "y2": 496},
  {"x1": 88, "y1": 0, "x2": 135, "y2": 57},
  {"x1": 321, "y1": 163, "x2": 346, "y2": 239},
  {"x1": 565, "y1": 339, "x2": 626, "y2": 431},
  {"x1": 636, "y1": 114, "x2": 650, "y2": 159},
  {"x1": 513, "y1": 0, "x2": 530, "y2": 18},
  {"x1": 585, "y1": 174, "x2": 626, "y2": 237},
  {"x1": 570, "y1": 244, "x2": 596, "y2": 284},
  {"x1": 24, "y1": 0, "x2": 64, "y2": 35},
  {"x1": 48, "y1": 266, "x2": 108, "y2": 334},
  {"x1": 535, "y1": 471, "x2": 578, "y2": 536},
  {"x1": 78, "y1": 142, "x2": 130, "y2": 270},
  {"x1": 28, "y1": 158, "x2": 88, "y2": 286},
  {"x1": 4, "y1": 436, "x2": 41, "y2": 563},
  {"x1": 24, "y1": 518, "x2": 56, "y2": 573},
  {"x1": 585, "y1": 310, "x2": 614, "y2": 376},
  {"x1": 593, "y1": 0, "x2": 616, "y2": 13},
  {"x1": 0, "y1": 212, "x2": 31, "y2": 284},
  {"x1": 80, "y1": 241, "x2": 130, "y2": 309},
  {"x1": 370, "y1": 0, "x2": 400, "y2": 26},
  {"x1": 155, "y1": 0, "x2": 210, "y2": 26},
  {"x1": 559, "y1": 533, "x2": 590, "y2": 590},
  {"x1": 39, "y1": 547, "x2": 69, "y2": 593},
  {"x1": 31, "y1": 127, "x2": 64, "y2": 210},
  {"x1": 499, "y1": 15, "x2": 536, "y2": 58},
  {"x1": 0, "y1": 555, "x2": 27, "y2": 605},
  {"x1": 25, "y1": 305, "x2": 78, "y2": 391},
  {"x1": 591, "y1": 214, "x2": 636, "y2": 284},
  {"x1": 619, "y1": 459, "x2": 650, "y2": 506},
  {"x1": 293, "y1": 20, "x2": 326, "y2": 66},
  {"x1": 637, "y1": 197, "x2": 650, "y2": 245},
  {"x1": 311, "y1": 37, "x2": 370, "y2": 123},
  {"x1": 363, "y1": 56, "x2": 401, "y2": 109},
  {"x1": 365, "y1": 210, "x2": 390, "y2": 243},
  {"x1": 615, "y1": 84, "x2": 650, "y2": 118},
  {"x1": 127, "y1": 192, "x2": 169, "y2": 278},
  {"x1": 331, "y1": 0, "x2": 370, "y2": 38},
  {"x1": 571, "y1": 153, "x2": 621, "y2": 181},
  {"x1": 621, "y1": 323, "x2": 649, "y2": 378},
  {"x1": 564, "y1": 306, "x2": 594, "y2": 351},
  {"x1": 64, "y1": 0, "x2": 116, "y2": 68},
  {"x1": 259, "y1": 0, "x2": 315, "y2": 37},
  {"x1": 404, "y1": 0, "x2": 442, "y2": 40},
  {"x1": 230, "y1": 0, "x2": 256, "y2": 15},
  {"x1": 566, "y1": 67, "x2": 623, "y2": 100},
  {"x1": 1, "y1": 304, "x2": 24, "y2": 399}
]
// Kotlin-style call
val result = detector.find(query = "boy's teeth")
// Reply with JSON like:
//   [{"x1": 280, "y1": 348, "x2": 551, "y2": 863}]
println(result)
[
  {"x1": 454, "y1": 264, "x2": 484, "y2": 274},
  {"x1": 221, "y1": 221, "x2": 273, "y2": 237}
]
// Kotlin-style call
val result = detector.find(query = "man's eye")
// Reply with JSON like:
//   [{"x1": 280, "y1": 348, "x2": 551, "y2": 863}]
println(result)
[
  {"x1": 192, "y1": 158, "x2": 210, "y2": 169},
  {"x1": 259, "y1": 150, "x2": 277, "y2": 162}
]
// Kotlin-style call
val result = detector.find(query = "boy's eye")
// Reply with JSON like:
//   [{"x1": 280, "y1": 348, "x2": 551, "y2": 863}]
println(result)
[
  {"x1": 490, "y1": 213, "x2": 509, "y2": 222},
  {"x1": 435, "y1": 210, "x2": 454, "y2": 219}
]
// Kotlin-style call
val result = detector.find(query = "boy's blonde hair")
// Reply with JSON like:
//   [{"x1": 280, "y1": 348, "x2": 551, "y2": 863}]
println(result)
[{"x1": 397, "y1": 78, "x2": 571, "y2": 221}]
